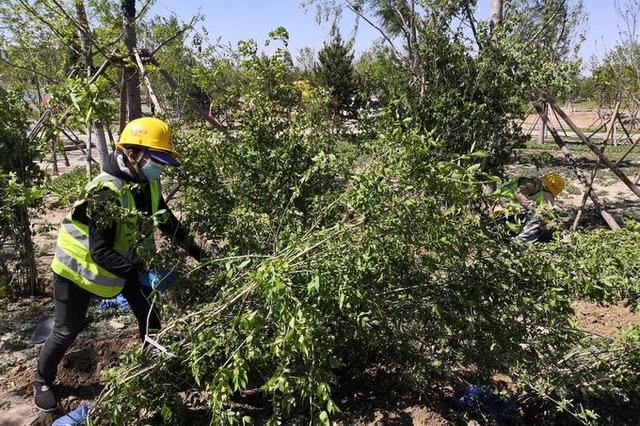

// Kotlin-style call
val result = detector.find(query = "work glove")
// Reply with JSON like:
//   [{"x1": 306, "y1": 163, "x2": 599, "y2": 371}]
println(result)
[{"x1": 141, "y1": 269, "x2": 176, "y2": 291}]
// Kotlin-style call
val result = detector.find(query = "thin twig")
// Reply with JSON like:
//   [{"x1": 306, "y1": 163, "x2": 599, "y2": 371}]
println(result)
[{"x1": 345, "y1": 3, "x2": 405, "y2": 64}]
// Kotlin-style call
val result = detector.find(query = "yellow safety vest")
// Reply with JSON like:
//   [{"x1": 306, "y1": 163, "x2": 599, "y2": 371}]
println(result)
[
  {"x1": 495, "y1": 178, "x2": 547, "y2": 205},
  {"x1": 51, "y1": 172, "x2": 161, "y2": 298}
]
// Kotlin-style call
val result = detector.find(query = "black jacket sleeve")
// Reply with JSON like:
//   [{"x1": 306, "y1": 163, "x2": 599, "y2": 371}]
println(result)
[
  {"x1": 156, "y1": 195, "x2": 203, "y2": 261},
  {"x1": 72, "y1": 189, "x2": 139, "y2": 280}
]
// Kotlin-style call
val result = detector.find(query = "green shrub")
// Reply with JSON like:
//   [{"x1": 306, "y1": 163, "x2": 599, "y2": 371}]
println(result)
[
  {"x1": 0, "y1": 87, "x2": 43, "y2": 297},
  {"x1": 44, "y1": 166, "x2": 88, "y2": 206},
  {"x1": 93, "y1": 112, "x2": 583, "y2": 424},
  {"x1": 543, "y1": 229, "x2": 640, "y2": 309}
]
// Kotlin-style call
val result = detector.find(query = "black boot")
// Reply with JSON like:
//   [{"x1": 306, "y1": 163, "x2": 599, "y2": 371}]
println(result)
[{"x1": 33, "y1": 382, "x2": 57, "y2": 412}]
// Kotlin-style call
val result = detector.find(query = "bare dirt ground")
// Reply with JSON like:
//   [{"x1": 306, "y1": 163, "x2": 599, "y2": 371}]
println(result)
[
  {"x1": 2, "y1": 109, "x2": 640, "y2": 425},
  {"x1": 521, "y1": 104, "x2": 638, "y2": 138}
]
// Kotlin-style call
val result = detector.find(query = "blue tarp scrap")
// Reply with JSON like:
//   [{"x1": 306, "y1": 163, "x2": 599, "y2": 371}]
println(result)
[
  {"x1": 459, "y1": 385, "x2": 518, "y2": 419},
  {"x1": 98, "y1": 294, "x2": 129, "y2": 310},
  {"x1": 52, "y1": 404, "x2": 89, "y2": 426}
]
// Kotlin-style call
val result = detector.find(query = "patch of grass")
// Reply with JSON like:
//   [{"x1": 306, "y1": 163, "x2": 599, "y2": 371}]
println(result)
[
  {"x1": 573, "y1": 100, "x2": 599, "y2": 110},
  {"x1": 565, "y1": 183, "x2": 581, "y2": 195},
  {"x1": 44, "y1": 167, "x2": 88, "y2": 206}
]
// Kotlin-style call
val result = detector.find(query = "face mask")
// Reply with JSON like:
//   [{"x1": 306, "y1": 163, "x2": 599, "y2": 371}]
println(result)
[{"x1": 141, "y1": 159, "x2": 165, "y2": 181}]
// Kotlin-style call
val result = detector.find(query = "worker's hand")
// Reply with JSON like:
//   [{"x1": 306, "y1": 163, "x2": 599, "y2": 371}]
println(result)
[{"x1": 141, "y1": 269, "x2": 176, "y2": 291}]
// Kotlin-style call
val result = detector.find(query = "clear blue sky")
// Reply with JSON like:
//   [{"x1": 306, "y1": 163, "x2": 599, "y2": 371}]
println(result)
[{"x1": 149, "y1": 0, "x2": 622, "y2": 71}]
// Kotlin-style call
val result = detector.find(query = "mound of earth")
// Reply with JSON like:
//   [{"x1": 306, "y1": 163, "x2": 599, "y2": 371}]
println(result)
[
  {"x1": 572, "y1": 300, "x2": 640, "y2": 338},
  {"x1": 0, "y1": 326, "x2": 137, "y2": 425}
]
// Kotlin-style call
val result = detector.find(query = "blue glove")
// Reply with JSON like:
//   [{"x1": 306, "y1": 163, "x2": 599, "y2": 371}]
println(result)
[
  {"x1": 98, "y1": 294, "x2": 129, "y2": 310},
  {"x1": 141, "y1": 269, "x2": 176, "y2": 291}
]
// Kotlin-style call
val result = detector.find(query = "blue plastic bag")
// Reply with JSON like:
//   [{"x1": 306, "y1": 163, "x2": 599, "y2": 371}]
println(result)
[
  {"x1": 141, "y1": 269, "x2": 175, "y2": 291},
  {"x1": 98, "y1": 294, "x2": 129, "y2": 310},
  {"x1": 52, "y1": 404, "x2": 89, "y2": 425}
]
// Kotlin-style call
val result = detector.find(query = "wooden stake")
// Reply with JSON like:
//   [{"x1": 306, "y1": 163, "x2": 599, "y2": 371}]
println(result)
[
  {"x1": 616, "y1": 112, "x2": 634, "y2": 145},
  {"x1": 133, "y1": 48, "x2": 163, "y2": 114},
  {"x1": 615, "y1": 135, "x2": 640, "y2": 166},
  {"x1": 526, "y1": 113, "x2": 541, "y2": 137},
  {"x1": 550, "y1": 101, "x2": 640, "y2": 200},
  {"x1": 572, "y1": 102, "x2": 620, "y2": 230},
  {"x1": 586, "y1": 121, "x2": 607, "y2": 140},
  {"x1": 551, "y1": 105, "x2": 568, "y2": 137},
  {"x1": 60, "y1": 137, "x2": 70, "y2": 167},
  {"x1": 51, "y1": 139, "x2": 59, "y2": 175},
  {"x1": 27, "y1": 110, "x2": 51, "y2": 143},
  {"x1": 533, "y1": 102, "x2": 621, "y2": 230},
  {"x1": 60, "y1": 128, "x2": 98, "y2": 165}
]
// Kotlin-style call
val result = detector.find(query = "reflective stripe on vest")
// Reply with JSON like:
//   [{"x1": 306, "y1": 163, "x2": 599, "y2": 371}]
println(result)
[{"x1": 51, "y1": 173, "x2": 161, "y2": 298}]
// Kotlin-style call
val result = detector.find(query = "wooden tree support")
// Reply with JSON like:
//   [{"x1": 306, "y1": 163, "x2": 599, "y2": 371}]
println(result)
[
  {"x1": 59, "y1": 128, "x2": 100, "y2": 165},
  {"x1": 572, "y1": 103, "x2": 620, "y2": 230},
  {"x1": 134, "y1": 48, "x2": 163, "y2": 114},
  {"x1": 29, "y1": 58, "x2": 111, "y2": 145},
  {"x1": 27, "y1": 110, "x2": 51, "y2": 143},
  {"x1": 615, "y1": 134, "x2": 640, "y2": 166},
  {"x1": 533, "y1": 102, "x2": 621, "y2": 230},
  {"x1": 616, "y1": 112, "x2": 635, "y2": 146},
  {"x1": 50, "y1": 139, "x2": 58, "y2": 175},
  {"x1": 146, "y1": 54, "x2": 227, "y2": 134},
  {"x1": 550, "y1": 100, "x2": 640, "y2": 200},
  {"x1": 59, "y1": 137, "x2": 70, "y2": 167},
  {"x1": 586, "y1": 121, "x2": 607, "y2": 141}
]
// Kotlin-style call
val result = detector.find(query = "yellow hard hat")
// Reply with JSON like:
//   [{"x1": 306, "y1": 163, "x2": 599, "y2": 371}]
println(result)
[
  {"x1": 116, "y1": 117, "x2": 178, "y2": 157},
  {"x1": 541, "y1": 172, "x2": 566, "y2": 197}
]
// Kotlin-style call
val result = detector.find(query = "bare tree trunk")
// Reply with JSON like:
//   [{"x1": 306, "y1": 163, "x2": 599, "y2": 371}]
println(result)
[
  {"x1": 538, "y1": 102, "x2": 547, "y2": 144},
  {"x1": 74, "y1": 0, "x2": 110, "y2": 167},
  {"x1": 491, "y1": 0, "x2": 503, "y2": 28},
  {"x1": 86, "y1": 121, "x2": 93, "y2": 180},
  {"x1": 122, "y1": 0, "x2": 142, "y2": 120},
  {"x1": 93, "y1": 122, "x2": 109, "y2": 166},
  {"x1": 16, "y1": 206, "x2": 40, "y2": 296}
]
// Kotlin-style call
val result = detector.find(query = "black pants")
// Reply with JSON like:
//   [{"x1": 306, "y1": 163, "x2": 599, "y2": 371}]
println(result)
[{"x1": 35, "y1": 273, "x2": 160, "y2": 384}]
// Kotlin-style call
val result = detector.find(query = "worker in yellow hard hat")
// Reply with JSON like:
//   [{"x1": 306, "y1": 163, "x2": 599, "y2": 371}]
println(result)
[
  {"x1": 494, "y1": 172, "x2": 566, "y2": 243},
  {"x1": 34, "y1": 117, "x2": 204, "y2": 412}
]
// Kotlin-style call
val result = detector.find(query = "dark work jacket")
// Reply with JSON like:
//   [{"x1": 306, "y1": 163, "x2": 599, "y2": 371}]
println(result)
[{"x1": 70, "y1": 152, "x2": 201, "y2": 281}]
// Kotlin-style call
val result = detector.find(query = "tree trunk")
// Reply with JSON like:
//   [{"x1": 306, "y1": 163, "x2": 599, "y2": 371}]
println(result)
[
  {"x1": 119, "y1": 68, "x2": 128, "y2": 132},
  {"x1": 86, "y1": 121, "x2": 93, "y2": 180},
  {"x1": 538, "y1": 102, "x2": 547, "y2": 144},
  {"x1": 16, "y1": 205, "x2": 40, "y2": 296},
  {"x1": 122, "y1": 0, "x2": 142, "y2": 120},
  {"x1": 491, "y1": 0, "x2": 503, "y2": 28},
  {"x1": 74, "y1": 0, "x2": 110, "y2": 167},
  {"x1": 93, "y1": 121, "x2": 110, "y2": 166}
]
